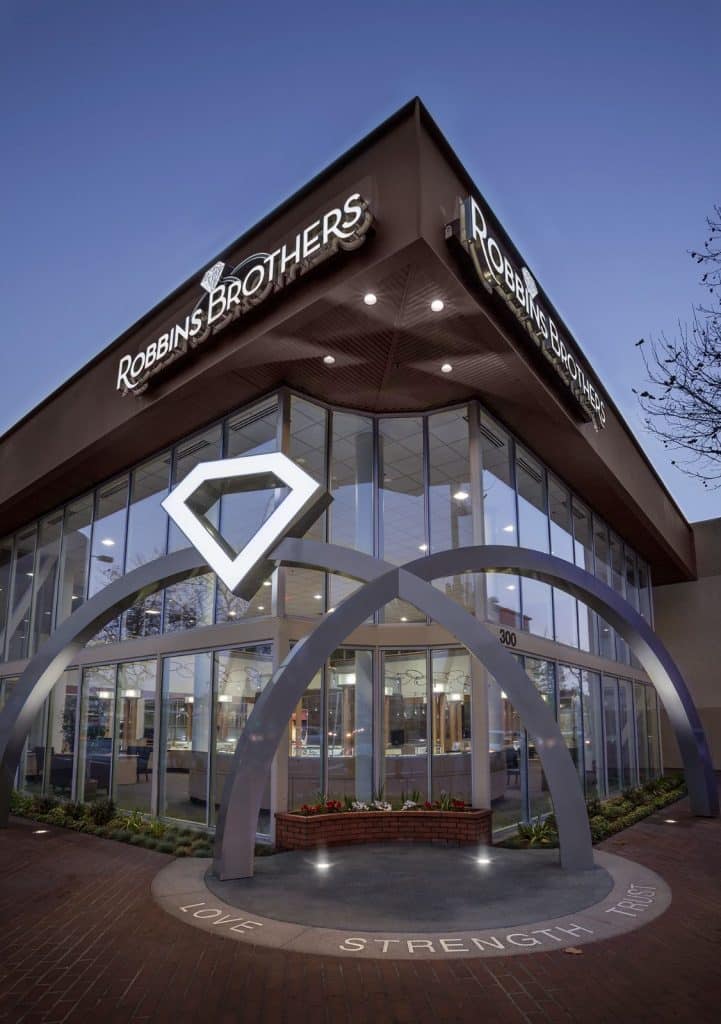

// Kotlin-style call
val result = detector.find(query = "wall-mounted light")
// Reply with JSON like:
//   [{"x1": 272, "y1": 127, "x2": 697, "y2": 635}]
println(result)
[
  {"x1": 363, "y1": 293, "x2": 377, "y2": 306},
  {"x1": 430, "y1": 299, "x2": 444, "y2": 313}
]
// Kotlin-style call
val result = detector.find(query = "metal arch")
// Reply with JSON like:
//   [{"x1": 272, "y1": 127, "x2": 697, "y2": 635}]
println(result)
[
  {"x1": 214, "y1": 543, "x2": 593, "y2": 880},
  {"x1": 406, "y1": 546, "x2": 719, "y2": 819},
  {"x1": 0, "y1": 548, "x2": 208, "y2": 825}
]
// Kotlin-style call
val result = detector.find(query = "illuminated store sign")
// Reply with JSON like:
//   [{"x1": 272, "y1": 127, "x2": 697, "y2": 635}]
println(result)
[
  {"x1": 116, "y1": 193, "x2": 372, "y2": 395},
  {"x1": 459, "y1": 196, "x2": 606, "y2": 429}
]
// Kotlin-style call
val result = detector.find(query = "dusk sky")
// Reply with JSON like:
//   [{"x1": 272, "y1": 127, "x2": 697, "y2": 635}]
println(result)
[{"x1": 2, "y1": 1, "x2": 720, "y2": 521}]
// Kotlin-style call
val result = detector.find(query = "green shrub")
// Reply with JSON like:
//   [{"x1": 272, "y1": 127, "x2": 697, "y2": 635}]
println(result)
[
  {"x1": 517, "y1": 815, "x2": 558, "y2": 847},
  {"x1": 86, "y1": 799, "x2": 116, "y2": 826},
  {"x1": 589, "y1": 815, "x2": 610, "y2": 841},
  {"x1": 585, "y1": 797, "x2": 602, "y2": 817},
  {"x1": 156, "y1": 841, "x2": 176, "y2": 854},
  {"x1": 192, "y1": 845, "x2": 213, "y2": 858}
]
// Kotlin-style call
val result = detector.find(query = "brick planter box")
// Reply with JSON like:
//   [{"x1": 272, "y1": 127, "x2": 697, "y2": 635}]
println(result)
[{"x1": 275, "y1": 809, "x2": 492, "y2": 851}]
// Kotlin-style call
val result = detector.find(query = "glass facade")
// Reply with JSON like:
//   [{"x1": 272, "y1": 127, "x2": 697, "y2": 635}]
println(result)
[{"x1": 1, "y1": 390, "x2": 663, "y2": 836}]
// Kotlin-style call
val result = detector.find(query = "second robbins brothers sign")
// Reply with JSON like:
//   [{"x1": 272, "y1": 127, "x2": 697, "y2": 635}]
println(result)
[
  {"x1": 459, "y1": 196, "x2": 607, "y2": 429},
  {"x1": 116, "y1": 193, "x2": 373, "y2": 395}
]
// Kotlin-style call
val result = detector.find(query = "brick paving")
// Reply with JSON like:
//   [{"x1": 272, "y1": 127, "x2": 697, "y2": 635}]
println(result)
[{"x1": 1, "y1": 788, "x2": 720, "y2": 1024}]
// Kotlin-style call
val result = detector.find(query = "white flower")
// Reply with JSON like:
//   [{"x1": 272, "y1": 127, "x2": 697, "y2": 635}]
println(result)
[
  {"x1": 352, "y1": 801, "x2": 369, "y2": 811},
  {"x1": 373, "y1": 800, "x2": 392, "y2": 811},
  {"x1": 401, "y1": 800, "x2": 418, "y2": 810}
]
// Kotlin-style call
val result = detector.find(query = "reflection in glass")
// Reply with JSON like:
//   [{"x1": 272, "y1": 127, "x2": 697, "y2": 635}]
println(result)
[
  {"x1": 47, "y1": 670, "x2": 80, "y2": 798},
  {"x1": 635, "y1": 682, "x2": 651, "y2": 782},
  {"x1": 379, "y1": 418, "x2": 425, "y2": 622},
  {"x1": 430, "y1": 649, "x2": 471, "y2": 801},
  {"x1": 383, "y1": 650, "x2": 427, "y2": 800},
  {"x1": 165, "y1": 429, "x2": 222, "y2": 633},
  {"x1": 645, "y1": 687, "x2": 661, "y2": 778},
  {"x1": 160, "y1": 653, "x2": 212, "y2": 823},
  {"x1": 217, "y1": 401, "x2": 279, "y2": 622},
  {"x1": 572, "y1": 499, "x2": 598, "y2": 654},
  {"x1": 88, "y1": 477, "x2": 129, "y2": 645},
  {"x1": 288, "y1": 671, "x2": 322, "y2": 809},
  {"x1": 548, "y1": 476, "x2": 578, "y2": 648},
  {"x1": 286, "y1": 398, "x2": 327, "y2": 616},
  {"x1": 30, "y1": 512, "x2": 62, "y2": 654},
  {"x1": 7, "y1": 526, "x2": 37, "y2": 661},
  {"x1": 123, "y1": 454, "x2": 171, "y2": 638},
  {"x1": 429, "y1": 409, "x2": 474, "y2": 612},
  {"x1": 638, "y1": 561, "x2": 652, "y2": 623},
  {"x1": 618, "y1": 678, "x2": 636, "y2": 788},
  {"x1": 79, "y1": 665, "x2": 116, "y2": 802},
  {"x1": 329, "y1": 411, "x2": 373, "y2": 609},
  {"x1": 0, "y1": 539, "x2": 12, "y2": 657},
  {"x1": 21, "y1": 702, "x2": 49, "y2": 795},
  {"x1": 115, "y1": 661, "x2": 156, "y2": 813},
  {"x1": 213, "y1": 645, "x2": 273, "y2": 833},
  {"x1": 516, "y1": 448, "x2": 553, "y2": 638},
  {"x1": 327, "y1": 649, "x2": 373, "y2": 801},
  {"x1": 582, "y1": 671, "x2": 604, "y2": 798},
  {"x1": 558, "y1": 665, "x2": 584, "y2": 786},
  {"x1": 603, "y1": 677, "x2": 620, "y2": 792},
  {"x1": 593, "y1": 517, "x2": 616, "y2": 661},
  {"x1": 488, "y1": 674, "x2": 524, "y2": 830},
  {"x1": 480, "y1": 413, "x2": 520, "y2": 627},
  {"x1": 56, "y1": 496, "x2": 92, "y2": 625},
  {"x1": 525, "y1": 657, "x2": 555, "y2": 817}
]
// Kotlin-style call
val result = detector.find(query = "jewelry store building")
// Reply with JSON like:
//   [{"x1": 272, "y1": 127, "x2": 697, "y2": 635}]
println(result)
[{"x1": 0, "y1": 99, "x2": 702, "y2": 842}]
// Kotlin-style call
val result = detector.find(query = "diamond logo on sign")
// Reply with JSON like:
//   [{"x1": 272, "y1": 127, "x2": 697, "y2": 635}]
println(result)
[
  {"x1": 200, "y1": 261, "x2": 226, "y2": 294},
  {"x1": 521, "y1": 267, "x2": 538, "y2": 303},
  {"x1": 162, "y1": 452, "x2": 329, "y2": 596}
]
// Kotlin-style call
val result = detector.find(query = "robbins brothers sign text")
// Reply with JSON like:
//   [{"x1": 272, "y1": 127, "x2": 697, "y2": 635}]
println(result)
[
  {"x1": 117, "y1": 193, "x2": 372, "y2": 395},
  {"x1": 459, "y1": 196, "x2": 607, "y2": 429}
]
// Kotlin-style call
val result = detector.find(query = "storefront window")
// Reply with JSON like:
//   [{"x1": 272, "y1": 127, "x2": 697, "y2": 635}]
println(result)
[
  {"x1": 21, "y1": 702, "x2": 49, "y2": 796},
  {"x1": 78, "y1": 664, "x2": 116, "y2": 802},
  {"x1": 548, "y1": 476, "x2": 579, "y2": 649},
  {"x1": 582, "y1": 671, "x2": 604, "y2": 798},
  {"x1": 217, "y1": 401, "x2": 279, "y2": 622},
  {"x1": 327, "y1": 649, "x2": 373, "y2": 802},
  {"x1": 429, "y1": 409, "x2": 474, "y2": 612},
  {"x1": 123, "y1": 454, "x2": 171, "y2": 638},
  {"x1": 603, "y1": 677, "x2": 620, "y2": 792},
  {"x1": 431, "y1": 649, "x2": 471, "y2": 801},
  {"x1": 645, "y1": 687, "x2": 661, "y2": 778},
  {"x1": 288, "y1": 670, "x2": 322, "y2": 809},
  {"x1": 618, "y1": 678, "x2": 636, "y2": 789},
  {"x1": 593, "y1": 517, "x2": 616, "y2": 661},
  {"x1": 88, "y1": 476, "x2": 129, "y2": 645},
  {"x1": 47, "y1": 669, "x2": 79, "y2": 798},
  {"x1": 212, "y1": 644, "x2": 273, "y2": 833},
  {"x1": 480, "y1": 413, "x2": 520, "y2": 627},
  {"x1": 165, "y1": 429, "x2": 222, "y2": 633},
  {"x1": 115, "y1": 660, "x2": 156, "y2": 813},
  {"x1": 379, "y1": 418, "x2": 425, "y2": 623},
  {"x1": 56, "y1": 496, "x2": 92, "y2": 625},
  {"x1": 638, "y1": 560, "x2": 652, "y2": 623},
  {"x1": 286, "y1": 398, "x2": 327, "y2": 617},
  {"x1": 30, "y1": 512, "x2": 62, "y2": 655},
  {"x1": 525, "y1": 657, "x2": 555, "y2": 818},
  {"x1": 6, "y1": 527, "x2": 37, "y2": 662},
  {"x1": 558, "y1": 665, "x2": 584, "y2": 786},
  {"x1": 160, "y1": 652, "x2": 212, "y2": 823},
  {"x1": 328, "y1": 411, "x2": 374, "y2": 610},
  {"x1": 572, "y1": 499, "x2": 599, "y2": 655},
  {"x1": 488, "y1": 674, "x2": 524, "y2": 830},
  {"x1": 516, "y1": 448, "x2": 553, "y2": 639},
  {"x1": 634, "y1": 682, "x2": 651, "y2": 783},
  {"x1": 383, "y1": 650, "x2": 427, "y2": 800}
]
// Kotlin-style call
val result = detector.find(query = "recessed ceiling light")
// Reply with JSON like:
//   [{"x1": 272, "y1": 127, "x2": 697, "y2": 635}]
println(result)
[
  {"x1": 146, "y1": 609, "x2": 160, "y2": 616},
  {"x1": 453, "y1": 490, "x2": 469, "y2": 500},
  {"x1": 400, "y1": 616, "x2": 408, "y2": 622},
  {"x1": 101, "y1": 538, "x2": 115, "y2": 547},
  {"x1": 418, "y1": 543, "x2": 428, "y2": 552},
  {"x1": 257, "y1": 606, "x2": 264, "y2": 611},
  {"x1": 26, "y1": 572, "x2": 34, "y2": 578},
  {"x1": 441, "y1": 363, "x2": 452, "y2": 373},
  {"x1": 431, "y1": 299, "x2": 444, "y2": 313},
  {"x1": 502, "y1": 524, "x2": 515, "y2": 533},
  {"x1": 314, "y1": 594, "x2": 323, "y2": 600},
  {"x1": 228, "y1": 610, "x2": 237, "y2": 618},
  {"x1": 323, "y1": 354, "x2": 336, "y2": 365},
  {"x1": 363, "y1": 292, "x2": 377, "y2": 306},
  {"x1": 263, "y1": 580, "x2": 272, "y2": 587},
  {"x1": 506, "y1": 584, "x2": 516, "y2": 591}
]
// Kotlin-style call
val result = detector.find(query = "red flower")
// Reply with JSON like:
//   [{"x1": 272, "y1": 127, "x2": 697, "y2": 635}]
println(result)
[{"x1": 423, "y1": 801, "x2": 433, "y2": 809}]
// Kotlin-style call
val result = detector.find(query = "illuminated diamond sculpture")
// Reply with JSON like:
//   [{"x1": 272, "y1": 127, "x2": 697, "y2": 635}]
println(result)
[
  {"x1": 201, "y1": 261, "x2": 226, "y2": 293},
  {"x1": 162, "y1": 452, "x2": 329, "y2": 596},
  {"x1": 521, "y1": 267, "x2": 538, "y2": 302}
]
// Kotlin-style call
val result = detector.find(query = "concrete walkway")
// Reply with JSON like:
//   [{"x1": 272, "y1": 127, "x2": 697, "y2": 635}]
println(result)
[{"x1": 1, "y1": 787, "x2": 720, "y2": 1023}]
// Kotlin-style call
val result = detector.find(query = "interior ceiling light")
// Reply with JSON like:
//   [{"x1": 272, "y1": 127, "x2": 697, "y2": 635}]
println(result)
[
  {"x1": 400, "y1": 616, "x2": 408, "y2": 622},
  {"x1": 101, "y1": 538, "x2": 115, "y2": 547},
  {"x1": 257, "y1": 605, "x2": 265, "y2": 611},
  {"x1": 503, "y1": 524, "x2": 515, "y2": 533},
  {"x1": 363, "y1": 292, "x2": 377, "y2": 306},
  {"x1": 263, "y1": 580, "x2": 272, "y2": 587},
  {"x1": 453, "y1": 490, "x2": 469, "y2": 501},
  {"x1": 314, "y1": 593, "x2": 323, "y2": 600},
  {"x1": 323, "y1": 354, "x2": 336, "y2": 365},
  {"x1": 506, "y1": 584, "x2": 516, "y2": 591},
  {"x1": 441, "y1": 363, "x2": 452, "y2": 373},
  {"x1": 430, "y1": 299, "x2": 445, "y2": 312},
  {"x1": 418, "y1": 543, "x2": 428, "y2": 552}
]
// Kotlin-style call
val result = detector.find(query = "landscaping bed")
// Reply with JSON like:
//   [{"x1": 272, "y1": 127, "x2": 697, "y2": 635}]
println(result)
[{"x1": 499, "y1": 774, "x2": 687, "y2": 849}]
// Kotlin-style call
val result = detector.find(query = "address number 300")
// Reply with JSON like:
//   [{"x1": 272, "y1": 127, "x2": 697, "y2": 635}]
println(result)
[{"x1": 499, "y1": 628, "x2": 517, "y2": 648}]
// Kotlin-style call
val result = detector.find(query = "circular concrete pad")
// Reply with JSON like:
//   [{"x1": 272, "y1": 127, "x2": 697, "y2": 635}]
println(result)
[
  {"x1": 153, "y1": 846, "x2": 671, "y2": 959},
  {"x1": 206, "y1": 845, "x2": 613, "y2": 931}
]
